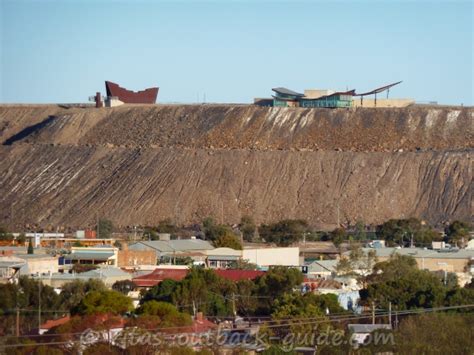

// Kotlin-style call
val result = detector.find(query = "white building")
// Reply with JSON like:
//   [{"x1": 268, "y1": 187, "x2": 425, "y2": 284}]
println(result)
[{"x1": 242, "y1": 247, "x2": 300, "y2": 267}]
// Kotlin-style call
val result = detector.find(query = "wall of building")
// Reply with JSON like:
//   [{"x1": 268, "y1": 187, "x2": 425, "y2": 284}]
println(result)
[
  {"x1": 376, "y1": 255, "x2": 468, "y2": 273},
  {"x1": 20, "y1": 257, "x2": 59, "y2": 275},
  {"x1": 352, "y1": 98, "x2": 415, "y2": 108},
  {"x1": 118, "y1": 249, "x2": 156, "y2": 267},
  {"x1": 242, "y1": 247, "x2": 300, "y2": 267}
]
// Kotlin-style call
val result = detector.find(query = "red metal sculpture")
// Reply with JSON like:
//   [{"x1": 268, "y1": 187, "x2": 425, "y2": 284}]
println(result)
[{"x1": 105, "y1": 81, "x2": 159, "y2": 104}]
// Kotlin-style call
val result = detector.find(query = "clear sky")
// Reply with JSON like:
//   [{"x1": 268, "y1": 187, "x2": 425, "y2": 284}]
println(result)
[{"x1": 1, "y1": 0, "x2": 472, "y2": 105}]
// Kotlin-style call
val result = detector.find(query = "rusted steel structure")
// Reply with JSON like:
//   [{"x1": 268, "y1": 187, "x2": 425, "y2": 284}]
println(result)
[
  {"x1": 354, "y1": 81, "x2": 402, "y2": 107},
  {"x1": 105, "y1": 81, "x2": 159, "y2": 104}
]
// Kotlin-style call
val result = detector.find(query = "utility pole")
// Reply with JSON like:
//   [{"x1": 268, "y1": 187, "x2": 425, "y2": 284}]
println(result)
[
  {"x1": 388, "y1": 302, "x2": 392, "y2": 326},
  {"x1": 395, "y1": 306, "x2": 399, "y2": 329},
  {"x1": 16, "y1": 307, "x2": 20, "y2": 337},
  {"x1": 38, "y1": 281, "x2": 41, "y2": 330},
  {"x1": 192, "y1": 300, "x2": 196, "y2": 318},
  {"x1": 97, "y1": 214, "x2": 100, "y2": 239},
  {"x1": 371, "y1": 302, "x2": 375, "y2": 324},
  {"x1": 232, "y1": 293, "x2": 237, "y2": 317}
]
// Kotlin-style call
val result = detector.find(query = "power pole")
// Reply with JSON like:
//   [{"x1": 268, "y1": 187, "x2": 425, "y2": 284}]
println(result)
[
  {"x1": 16, "y1": 307, "x2": 20, "y2": 337},
  {"x1": 192, "y1": 300, "x2": 196, "y2": 318},
  {"x1": 38, "y1": 281, "x2": 41, "y2": 331},
  {"x1": 388, "y1": 302, "x2": 392, "y2": 326},
  {"x1": 371, "y1": 302, "x2": 375, "y2": 325},
  {"x1": 232, "y1": 293, "x2": 236, "y2": 317}
]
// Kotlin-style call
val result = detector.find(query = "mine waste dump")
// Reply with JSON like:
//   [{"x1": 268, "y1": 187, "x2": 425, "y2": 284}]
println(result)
[{"x1": 0, "y1": 104, "x2": 472, "y2": 229}]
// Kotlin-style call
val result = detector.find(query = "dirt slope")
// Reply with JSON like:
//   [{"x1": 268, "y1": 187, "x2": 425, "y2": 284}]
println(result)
[{"x1": 0, "y1": 104, "x2": 472, "y2": 230}]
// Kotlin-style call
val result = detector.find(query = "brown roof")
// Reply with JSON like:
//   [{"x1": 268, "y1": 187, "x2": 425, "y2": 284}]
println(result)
[{"x1": 40, "y1": 316, "x2": 71, "y2": 330}]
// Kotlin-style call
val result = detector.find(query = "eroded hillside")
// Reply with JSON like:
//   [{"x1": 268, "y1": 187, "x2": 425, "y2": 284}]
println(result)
[{"x1": 0, "y1": 104, "x2": 472, "y2": 229}]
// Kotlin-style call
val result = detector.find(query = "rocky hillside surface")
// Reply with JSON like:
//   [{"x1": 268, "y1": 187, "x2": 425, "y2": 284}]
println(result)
[{"x1": 0, "y1": 104, "x2": 472, "y2": 230}]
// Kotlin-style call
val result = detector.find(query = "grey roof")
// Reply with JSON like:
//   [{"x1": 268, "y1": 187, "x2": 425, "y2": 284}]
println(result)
[
  {"x1": 65, "y1": 252, "x2": 115, "y2": 260},
  {"x1": 36, "y1": 268, "x2": 131, "y2": 281},
  {"x1": 272, "y1": 87, "x2": 304, "y2": 97},
  {"x1": 0, "y1": 260, "x2": 26, "y2": 269},
  {"x1": 130, "y1": 240, "x2": 214, "y2": 254},
  {"x1": 348, "y1": 324, "x2": 391, "y2": 333},
  {"x1": 207, "y1": 255, "x2": 240, "y2": 261},
  {"x1": 308, "y1": 260, "x2": 338, "y2": 273},
  {"x1": 346, "y1": 247, "x2": 474, "y2": 260},
  {"x1": 81, "y1": 267, "x2": 130, "y2": 278}
]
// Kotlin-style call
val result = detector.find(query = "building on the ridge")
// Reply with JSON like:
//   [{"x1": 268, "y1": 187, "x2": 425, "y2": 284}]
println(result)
[
  {"x1": 258, "y1": 81, "x2": 411, "y2": 108},
  {"x1": 299, "y1": 89, "x2": 355, "y2": 108},
  {"x1": 272, "y1": 87, "x2": 305, "y2": 107}
]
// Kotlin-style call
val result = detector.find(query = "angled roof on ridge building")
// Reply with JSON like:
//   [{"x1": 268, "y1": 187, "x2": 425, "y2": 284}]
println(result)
[{"x1": 272, "y1": 87, "x2": 304, "y2": 97}]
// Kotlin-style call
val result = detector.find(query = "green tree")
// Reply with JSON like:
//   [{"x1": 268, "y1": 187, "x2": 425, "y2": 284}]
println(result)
[
  {"x1": 71, "y1": 264, "x2": 97, "y2": 274},
  {"x1": 27, "y1": 239, "x2": 34, "y2": 254},
  {"x1": 361, "y1": 255, "x2": 446, "y2": 310},
  {"x1": 0, "y1": 225, "x2": 14, "y2": 242},
  {"x1": 136, "y1": 300, "x2": 192, "y2": 327},
  {"x1": 16, "y1": 233, "x2": 26, "y2": 245},
  {"x1": 143, "y1": 227, "x2": 158, "y2": 240},
  {"x1": 329, "y1": 227, "x2": 346, "y2": 247},
  {"x1": 112, "y1": 280, "x2": 136, "y2": 294},
  {"x1": 213, "y1": 231, "x2": 242, "y2": 250},
  {"x1": 393, "y1": 313, "x2": 474, "y2": 354},
  {"x1": 445, "y1": 220, "x2": 471, "y2": 247},
  {"x1": 240, "y1": 215, "x2": 256, "y2": 242},
  {"x1": 156, "y1": 218, "x2": 179, "y2": 235},
  {"x1": 258, "y1": 219, "x2": 310, "y2": 247},
  {"x1": 141, "y1": 279, "x2": 178, "y2": 304},
  {"x1": 72, "y1": 290, "x2": 133, "y2": 315},
  {"x1": 97, "y1": 218, "x2": 113, "y2": 239},
  {"x1": 353, "y1": 220, "x2": 367, "y2": 240},
  {"x1": 376, "y1": 218, "x2": 441, "y2": 247},
  {"x1": 59, "y1": 279, "x2": 107, "y2": 312}
]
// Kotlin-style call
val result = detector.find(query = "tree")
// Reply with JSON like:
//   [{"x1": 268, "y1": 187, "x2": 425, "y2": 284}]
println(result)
[
  {"x1": 376, "y1": 218, "x2": 441, "y2": 247},
  {"x1": 361, "y1": 255, "x2": 446, "y2": 310},
  {"x1": 97, "y1": 218, "x2": 113, "y2": 239},
  {"x1": 71, "y1": 264, "x2": 97, "y2": 274},
  {"x1": 141, "y1": 279, "x2": 178, "y2": 304},
  {"x1": 156, "y1": 218, "x2": 179, "y2": 234},
  {"x1": 72, "y1": 290, "x2": 133, "y2": 315},
  {"x1": 0, "y1": 225, "x2": 14, "y2": 242},
  {"x1": 136, "y1": 300, "x2": 192, "y2": 328},
  {"x1": 258, "y1": 219, "x2": 310, "y2": 247},
  {"x1": 59, "y1": 279, "x2": 107, "y2": 312},
  {"x1": 392, "y1": 313, "x2": 474, "y2": 354},
  {"x1": 445, "y1": 220, "x2": 471, "y2": 247},
  {"x1": 270, "y1": 293, "x2": 339, "y2": 343},
  {"x1": 240, "y1": 215, "x2": 256, "y2": 242},
  {"x1": 112, "y1": 280, "x2": 136, "y2": 294},
  {"x1": 16, "y1": 233, "x2": 26, "y2": 245},
  {"x1": 213, "y1": 232, "x2": 242, "y2": 250},
  {"x1": 329, "y1": 227, "x2": 346, "y2": 247},
  {"x1": 353, "y1": 220, "x2": 367, "y2": 240},
  {"x1": 143, "y1": 227, "x2": 158, "y2": 240},
  {"x1": 27, "y1": 239, "x2": 34, "y2": 254}
]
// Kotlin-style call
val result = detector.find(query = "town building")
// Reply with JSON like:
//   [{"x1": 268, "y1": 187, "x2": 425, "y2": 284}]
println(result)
[
  {"x1": 259, "y1": 81, "x2": 412, "y2": 108},
  {"x1": 117, "y1": 244, "x2": 156, "y2": 268},
  {"x1": 65, "y1": 246, "x2": 119, "y2": 266},
  {"x1": 35, "y1": 267, "x2": 132, "y2": 288},
  {"x1": 347, "y1": 247, "x2": 474, "y2": 274},
  {"x1": 128, "y1": 239, "x2": 215, "y2": 263},
  {"x1": 242, "y1": 247, "x2": 300, "y2": 268}
]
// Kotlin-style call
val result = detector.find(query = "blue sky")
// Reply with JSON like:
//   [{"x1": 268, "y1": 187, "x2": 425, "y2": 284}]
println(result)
[{"x1": 1, "y1": 0, "x2": 472, "y2": 105}]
